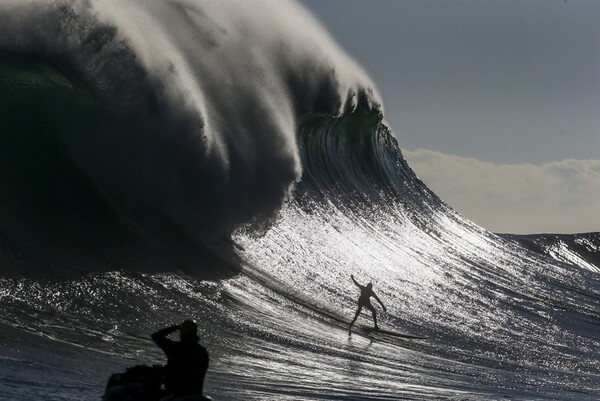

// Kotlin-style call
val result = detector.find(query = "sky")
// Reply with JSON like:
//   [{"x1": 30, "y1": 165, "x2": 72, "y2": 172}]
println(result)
[{"x1": 301, "y1": 0, "x2": 600, "y2": 234}]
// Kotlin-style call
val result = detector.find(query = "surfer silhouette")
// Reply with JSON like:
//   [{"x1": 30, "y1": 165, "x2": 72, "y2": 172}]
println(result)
[
  {"x1": 349, "y1": 274, "x2": 387, "y2": 330},
  {"x1": 152, "y1": 320, "x2": 209, "y2": 397}
]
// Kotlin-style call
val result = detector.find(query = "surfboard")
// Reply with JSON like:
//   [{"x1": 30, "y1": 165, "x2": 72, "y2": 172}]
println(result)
[{"x1": 355, "y1": 324, "x2": 428, "y2": 340}]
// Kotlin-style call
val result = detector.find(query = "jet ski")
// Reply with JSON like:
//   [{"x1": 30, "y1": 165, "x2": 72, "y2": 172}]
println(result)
[{"x1": 102, "y1": 364, "x2": 211, "y2": 401}]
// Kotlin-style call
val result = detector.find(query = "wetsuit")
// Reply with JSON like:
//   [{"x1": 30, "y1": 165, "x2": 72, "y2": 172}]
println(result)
[
  {"x1": 358, "y1": 287, "x2": 378, "y2": 313},
  {"x1": 349, "y1": 276, "x2": 386, "y2": 329},
  {"x1": 152, "y1": 325, "x2": 209, "y2": 396}
]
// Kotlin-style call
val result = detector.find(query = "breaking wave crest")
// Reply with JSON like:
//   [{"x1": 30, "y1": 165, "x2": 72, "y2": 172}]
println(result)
[{"x1": 0, "y1": 0, "x2": 380, "y2": 276}]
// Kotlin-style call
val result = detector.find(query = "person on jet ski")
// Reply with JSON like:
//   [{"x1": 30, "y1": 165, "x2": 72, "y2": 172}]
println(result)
[{"x1": 152, "y1": 320, "x2": 209, "y2": 397}]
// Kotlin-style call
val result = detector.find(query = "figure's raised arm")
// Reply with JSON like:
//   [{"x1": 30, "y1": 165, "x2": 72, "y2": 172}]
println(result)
[
  {"x1": 350, "y1": 274, "x2": 363, "y2": 289},
  {"x1": 151, "y1": 324, "x2": 179, "y2": 351}
]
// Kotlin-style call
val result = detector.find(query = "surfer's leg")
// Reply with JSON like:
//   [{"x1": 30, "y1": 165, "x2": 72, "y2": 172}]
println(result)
[
  {"x1": 349, "y1": 305, "x2": 363, "y2": 329},
  {"x1": 366, "y1": 303, "x2": 378, "y2": 329}
]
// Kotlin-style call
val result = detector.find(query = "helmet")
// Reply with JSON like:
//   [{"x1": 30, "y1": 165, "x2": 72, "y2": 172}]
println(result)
[{"x1": 179, "y1": 320, "x2": 198, "y2": 336}]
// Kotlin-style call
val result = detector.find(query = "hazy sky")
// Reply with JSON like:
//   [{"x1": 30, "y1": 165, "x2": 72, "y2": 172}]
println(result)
[{"x1": 302, "y1": 0, "x2": 600, "y2": 234}]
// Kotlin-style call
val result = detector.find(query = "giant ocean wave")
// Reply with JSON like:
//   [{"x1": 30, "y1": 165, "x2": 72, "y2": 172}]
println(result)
[
  {"x1": 0, "y1": 0, "x2": 379, "y2": 277},
  {"x1": 1, "y1": 1, "x2": 599, "y2": 400}
]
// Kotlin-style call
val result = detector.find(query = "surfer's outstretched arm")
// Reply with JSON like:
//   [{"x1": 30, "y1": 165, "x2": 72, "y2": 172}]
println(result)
[
  {"x1": 350, "y1": 274, "x2": 363, "y2": 289},
  {"x1": 373, "y1": 293, "x2": 387, "y2": 312}
]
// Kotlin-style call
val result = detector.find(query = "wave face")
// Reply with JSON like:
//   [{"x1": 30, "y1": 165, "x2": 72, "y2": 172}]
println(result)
[{"x1": 1, "y1": 1, "x2": 600, "y2": 400}]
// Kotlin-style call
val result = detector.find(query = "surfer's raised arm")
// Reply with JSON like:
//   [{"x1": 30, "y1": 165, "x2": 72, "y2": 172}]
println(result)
[{"x1": 350, "y1": 274, "x2": 363, "y2": 289}]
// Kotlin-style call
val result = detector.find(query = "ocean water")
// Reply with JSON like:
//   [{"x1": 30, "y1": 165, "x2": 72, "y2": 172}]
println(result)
[{"x1": 1, "y1": 1, "x2": 599, "y2": 400}]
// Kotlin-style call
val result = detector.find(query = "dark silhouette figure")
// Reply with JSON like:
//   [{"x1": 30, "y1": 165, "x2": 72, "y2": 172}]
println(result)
[
  {"x1": 349, "y1": 274, "x2": 387, "y2": 330},
  {"x1": 152, "y1": 320, "x2": 209, "y2": 397}
]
